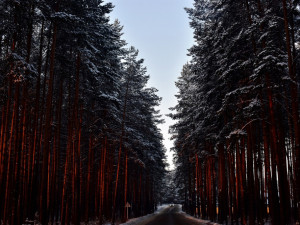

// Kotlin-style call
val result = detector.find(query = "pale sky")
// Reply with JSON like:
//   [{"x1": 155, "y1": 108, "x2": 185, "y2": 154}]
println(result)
[{"x1": 104, "y1": 0, "x2": 194, "y2": 170}]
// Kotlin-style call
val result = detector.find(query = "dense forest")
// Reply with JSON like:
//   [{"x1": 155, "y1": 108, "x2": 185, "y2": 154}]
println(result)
[
  {"x1": 0, "y1": 0, "x2": 166, "y2": 224},
  {"x1": 170, "y1": 0, "x2": 300, "y2": 224}
]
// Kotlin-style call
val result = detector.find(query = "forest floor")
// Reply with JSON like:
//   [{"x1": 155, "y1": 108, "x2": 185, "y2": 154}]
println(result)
[{"x1": 119, "y1": 204, "x2": 220, "y2": 225}]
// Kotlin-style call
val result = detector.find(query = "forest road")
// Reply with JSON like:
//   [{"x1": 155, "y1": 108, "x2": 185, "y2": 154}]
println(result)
[{"x1": 134, "y1": 205, "x2": 211, "y2": 225}]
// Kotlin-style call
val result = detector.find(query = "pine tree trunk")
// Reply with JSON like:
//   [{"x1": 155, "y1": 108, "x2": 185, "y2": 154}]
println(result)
[
  {"x1": 4, "y1": 83, "x2": 19, "y2": 224},
  {"x1": 51, "y1": 81, "x2": 63, "y2": 222},
  {"x1": 218, "y1": 144, "x2": 227, "y2": 223},
  {"x1": 196, "y1": 154, "x2": 200, "y2": 218},
  {"x1": 40, "y1": 21, "x2": 58, "y2": 224},
  {"x1": 28, "y1": 18, "x2": 44, "y2": 220},
  {"x1": 261, "y1": 103, "x2": 280, "y2": 225},
  {"x1": 246, "y1": 124, "x2": 255, "y2": 224},
  {"x1": 61, "y1": 81, "x2": 74, "y2": 225},
  {"x1": 123, "y1": 148, "x2": 128, "y2": 221},
  {"x1": 236, "y1": 140, "x2": 246, "y2": 224},
  {"x1": 112, "y1": 76, "x2": 130, "y2": 224}
]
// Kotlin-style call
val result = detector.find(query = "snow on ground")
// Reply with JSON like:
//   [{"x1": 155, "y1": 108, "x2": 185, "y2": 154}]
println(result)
[
  {"x1": 177, "y1": 208, "x2": 220, "y2": 225},
  {"x1": 155, "y1": 204, "x2": 171, "y2": 213},
  {"x1": 120, "y1": 204, "x2": 220, "y2": 225},
  {"x1": 173, "y1": 205, "x2": 219, "y2": 225},
  {"x1": 120, "y1": 204, "x2": 170, "y2": 225}
]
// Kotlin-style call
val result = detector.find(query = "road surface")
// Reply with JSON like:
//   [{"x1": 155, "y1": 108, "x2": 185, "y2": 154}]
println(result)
[{"x1": 124, "y1": 205, "x2": 216, "y2": 225}]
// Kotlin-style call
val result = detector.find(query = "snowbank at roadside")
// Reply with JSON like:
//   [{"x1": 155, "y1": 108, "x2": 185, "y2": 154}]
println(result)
[
  {"x1": 179, "y1": 212, "x2": 220, "y2": 225},
  {"x1": 176, "y1": 205, "x2": 220, "y2": 225}
]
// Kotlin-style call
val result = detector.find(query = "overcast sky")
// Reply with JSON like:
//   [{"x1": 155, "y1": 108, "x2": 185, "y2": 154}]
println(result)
[{"x1": 104, "y1": 0, "x2": 194, "y2": 170}]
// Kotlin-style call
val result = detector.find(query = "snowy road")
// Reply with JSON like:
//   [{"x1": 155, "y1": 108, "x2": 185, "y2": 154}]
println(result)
[{"x1": 121, "y1": 205, "x2": 218, "y2": 225}]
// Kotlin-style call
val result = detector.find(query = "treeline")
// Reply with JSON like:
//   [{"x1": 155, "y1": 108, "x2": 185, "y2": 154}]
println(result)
[
  {"x1": 170, "y1": 0, "x2": 300, "y2": 224},
  {"x1": 0, "y1": 0, "x2": 166, "y2": 224}
]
